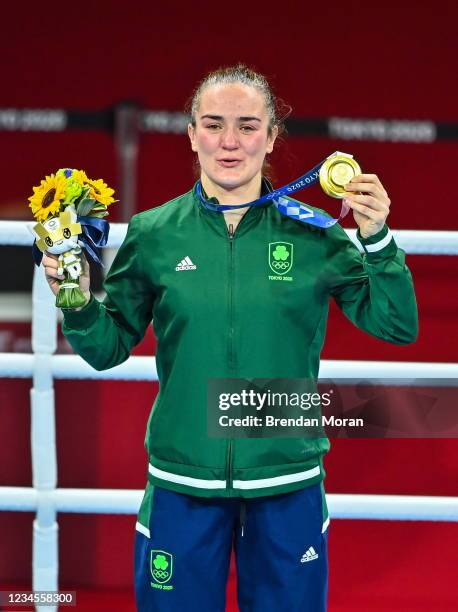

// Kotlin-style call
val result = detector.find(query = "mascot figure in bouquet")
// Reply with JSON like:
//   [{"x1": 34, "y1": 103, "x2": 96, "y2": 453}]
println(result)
[{"x1": 28, "y1": 169, "x2": 116, "y2": 309}]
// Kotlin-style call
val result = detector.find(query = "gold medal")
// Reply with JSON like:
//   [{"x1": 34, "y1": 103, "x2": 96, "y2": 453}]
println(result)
[{"x1": 319, "y1": 152, "x2": 361, "y2": 199}]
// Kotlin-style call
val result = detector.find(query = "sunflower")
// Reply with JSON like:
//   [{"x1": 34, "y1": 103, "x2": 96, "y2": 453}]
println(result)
[
  {"x1": 28, "y1": 174, "x2": 67, "y2": 222},
  {"x1": 72, "y1": 169, "x2": 88, "y2": 185},
  {"x1": 83, "y1": 177, "x2": 116, "y2": 206}
]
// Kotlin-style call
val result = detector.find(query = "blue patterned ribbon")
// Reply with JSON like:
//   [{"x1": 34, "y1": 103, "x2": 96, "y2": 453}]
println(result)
[{"x1": 196, "y1": 153, "x2": 350, "y2": 228}]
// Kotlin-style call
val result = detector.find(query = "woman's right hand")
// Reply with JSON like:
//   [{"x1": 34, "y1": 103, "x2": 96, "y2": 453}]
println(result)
[{"x1": 42, "y1": 251, "x2": 91, "y2": 309}]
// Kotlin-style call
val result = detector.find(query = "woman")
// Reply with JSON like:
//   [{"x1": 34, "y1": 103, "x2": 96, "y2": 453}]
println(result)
[{"x1": 43, "y1": 64, "x2": 418, "y2": 611}]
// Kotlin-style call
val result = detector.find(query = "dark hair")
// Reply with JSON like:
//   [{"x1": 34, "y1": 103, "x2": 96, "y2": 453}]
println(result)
[{"x1": 185, "y1": 63, "x2": 291, "y2": 181}]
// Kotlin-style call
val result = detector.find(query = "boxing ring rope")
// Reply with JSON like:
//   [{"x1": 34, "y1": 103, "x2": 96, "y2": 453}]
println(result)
[
  {"x1": 1, "y1": 353, "x2": 458, "y2": 382},
  {"x1": 1, "y1": 488, "x2": 457, "y2": 522},
  {"x1": 1, "y1": 221, "x2": 457, "y2": 610},
  {"x1": 2, "y1": 219, "x2": 458, "y2": 254}
]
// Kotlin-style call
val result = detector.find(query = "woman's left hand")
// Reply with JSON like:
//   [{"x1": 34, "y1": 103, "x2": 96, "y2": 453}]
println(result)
[{"x1": 344, "y1": 174, "x2": 391, "y2": 238}]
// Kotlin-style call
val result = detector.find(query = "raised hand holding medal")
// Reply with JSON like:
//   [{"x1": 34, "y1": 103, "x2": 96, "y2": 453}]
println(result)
[{"x1": 318, "y1": 152, "x2": 391, "y2": 237}]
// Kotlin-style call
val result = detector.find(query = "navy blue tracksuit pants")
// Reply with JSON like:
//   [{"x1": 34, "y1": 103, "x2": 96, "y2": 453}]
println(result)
[{"x1": 134, "y1": 483, "x2": 329, "y2": 611}]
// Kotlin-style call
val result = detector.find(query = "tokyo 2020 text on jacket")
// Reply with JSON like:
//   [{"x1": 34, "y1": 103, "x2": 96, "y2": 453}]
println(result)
[{"x1": 61, "y1": 180, "x2": 418, "y2": 513}]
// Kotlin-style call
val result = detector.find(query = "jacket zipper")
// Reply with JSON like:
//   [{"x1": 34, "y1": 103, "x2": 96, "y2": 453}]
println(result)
[
  {"x1": 228, "y1": 222, "x2": 235, "y2": 369},
  {"x1": 225, "y1": 213, "x2": 251, "y2": 493},
  {"x1": 227, "y1": 222, "x2": 235, "y2": 490}
]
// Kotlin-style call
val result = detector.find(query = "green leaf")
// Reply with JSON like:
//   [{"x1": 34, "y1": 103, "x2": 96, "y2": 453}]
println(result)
[{"x1": 77, "y1": 198, "x2": 97, "y2": 216}]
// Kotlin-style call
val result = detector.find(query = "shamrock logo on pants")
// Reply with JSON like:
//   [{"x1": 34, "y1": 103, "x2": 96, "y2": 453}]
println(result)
[{"x1": 150, "y1": 550, "x2": 173, "y2": 584}]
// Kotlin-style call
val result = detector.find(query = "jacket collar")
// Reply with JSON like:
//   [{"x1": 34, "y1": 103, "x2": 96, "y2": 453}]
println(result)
[
  {"x1": 192, "y1": 177, "x2": 274, "y2": 237},
  {"x1": 193, "y1": 176, "x2": 273, "y2": 211}
]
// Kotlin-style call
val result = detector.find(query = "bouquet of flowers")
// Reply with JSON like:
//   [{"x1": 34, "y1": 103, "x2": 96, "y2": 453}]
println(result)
[{"x1": 28, "y1": 168, "x2": 116, "y2": 308}]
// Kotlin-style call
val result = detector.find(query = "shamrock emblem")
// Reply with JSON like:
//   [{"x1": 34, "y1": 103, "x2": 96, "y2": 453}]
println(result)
[
  {"x1": 272, "y1": 245, "x2": 289, "y2": 261},
  {"x1": 153, "y1": 554, "x2": 169, "y2": 570}
]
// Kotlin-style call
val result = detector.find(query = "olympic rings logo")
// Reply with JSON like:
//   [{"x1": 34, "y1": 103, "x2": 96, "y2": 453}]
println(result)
[
  {"x1": 153, "y1": 569, "x2": 169, "y2": 579},
  {"x1": 272, "y1": 261, "x2": 290, "y2": 271}
]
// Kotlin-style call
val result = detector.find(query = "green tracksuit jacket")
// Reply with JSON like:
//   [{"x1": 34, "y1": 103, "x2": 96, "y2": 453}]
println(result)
[{"x1": 62, "y1": 181, "x2": 418, "y2": 502}]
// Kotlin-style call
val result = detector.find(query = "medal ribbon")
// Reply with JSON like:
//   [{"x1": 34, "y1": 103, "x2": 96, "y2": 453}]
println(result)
[{"x1": 196, "y1": 153, "x2": 350, "y2": 228}]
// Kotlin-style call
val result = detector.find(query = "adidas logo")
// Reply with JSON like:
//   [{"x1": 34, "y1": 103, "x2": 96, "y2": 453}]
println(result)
[
  {"x1": 300, "y1": 546, "x2": 318, "y2": 563},
  {"x1": 175, "y1": 256, "x2": 197, "y2": 271}
]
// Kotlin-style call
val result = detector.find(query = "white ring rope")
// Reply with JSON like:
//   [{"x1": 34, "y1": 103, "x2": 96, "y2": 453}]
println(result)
[
  {"x1": 1, "y1": 220, "x2": 458, "y2": 254},
  {"x1": 0, "y1": 487, "x2": 457, "y2": 522},
  {"x1": 0, "y1": 352, "x2": 457, "y2": 382},
  {"x1": 0, "y1": 220, "x2": 456, "y2": 608}
]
